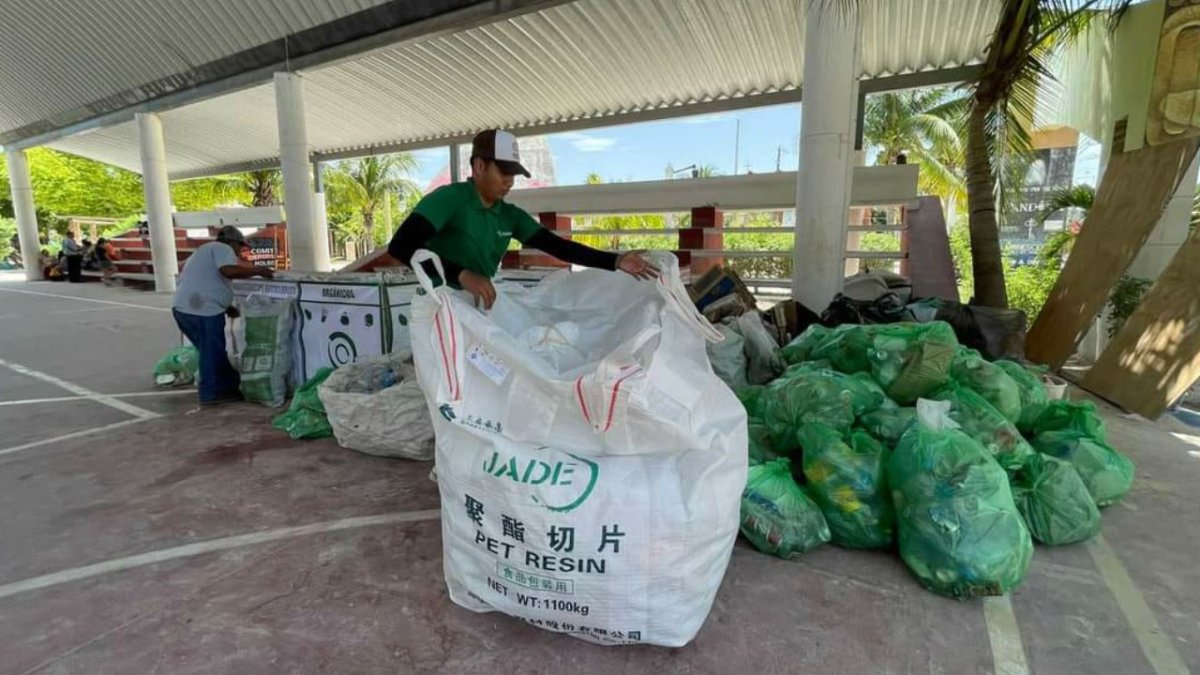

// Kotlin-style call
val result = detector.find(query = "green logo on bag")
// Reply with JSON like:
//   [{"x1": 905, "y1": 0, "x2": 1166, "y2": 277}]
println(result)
[
  {"x1": 482, "y1": 448, "x2": 599, "y2": 512},
  {"x1": 439, "y1": 404, "x2": 456, "y2": 421}
]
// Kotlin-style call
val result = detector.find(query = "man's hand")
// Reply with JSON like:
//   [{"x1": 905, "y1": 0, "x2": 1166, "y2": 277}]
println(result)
[
  {"x1": 255, "y1": 266, "x2": 274, "y2": 279},
  {"x1": 616, "y1": 251, "x2": 660, "y2": 280},
  {"x1": 459, "y1": 269, "x2": 497, "y2": 310}
]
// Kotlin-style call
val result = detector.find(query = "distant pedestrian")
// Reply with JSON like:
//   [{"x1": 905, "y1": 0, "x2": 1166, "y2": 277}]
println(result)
[
  {"x1": 81, "y1": 238, "x2": 96, "y2": 270},
  {"x1": 171, "y1": 226, "x2": 274, "y2": 405},
  {"x1": 61, "y1": 233, "x2": 84, "y2": 283},
  {"x1": 95, "y1": 238, "x2": 120, "y2": 285}
]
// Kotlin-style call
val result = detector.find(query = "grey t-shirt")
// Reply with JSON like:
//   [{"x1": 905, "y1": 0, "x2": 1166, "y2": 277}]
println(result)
[{"x1": 172, "y1": 242, "x2": 239, "y2": 316}]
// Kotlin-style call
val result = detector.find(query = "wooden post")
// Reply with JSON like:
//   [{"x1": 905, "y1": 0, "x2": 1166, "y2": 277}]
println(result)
[{"x1": 679, "y1": 206, "x2": 723, "y2": 277}]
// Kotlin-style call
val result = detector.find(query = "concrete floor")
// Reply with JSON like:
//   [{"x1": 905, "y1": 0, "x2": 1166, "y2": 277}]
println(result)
[{"x1": 1, "y1": 272, "x2": 1198, "y2": 675}]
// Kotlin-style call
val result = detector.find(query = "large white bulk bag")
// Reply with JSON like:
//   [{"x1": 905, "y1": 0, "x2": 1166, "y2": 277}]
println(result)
[{"x1": 408, "y1": 250, "x2": 747, "y2": 647}]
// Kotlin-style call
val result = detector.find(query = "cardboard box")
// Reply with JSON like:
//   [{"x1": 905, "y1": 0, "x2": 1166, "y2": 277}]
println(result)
[{"x1": 686, "y1": 266, "x2": 756, "y2": 312}]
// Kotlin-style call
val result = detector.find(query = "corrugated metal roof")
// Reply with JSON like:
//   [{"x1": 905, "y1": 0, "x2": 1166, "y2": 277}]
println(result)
[
  {"x1": 43, "y1": 0, "x2": 1003, "y2": 179},
  {"x1": 0, "y1": 0, "x2": 393, "y2": 136}
]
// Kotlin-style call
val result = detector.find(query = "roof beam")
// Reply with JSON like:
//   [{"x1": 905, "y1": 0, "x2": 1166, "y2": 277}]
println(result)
[{"x1": 3, "y1": 0, "x2": 570, "y2": 150}]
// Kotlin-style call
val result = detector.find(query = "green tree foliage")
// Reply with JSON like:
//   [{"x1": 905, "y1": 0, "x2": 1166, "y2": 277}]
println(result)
[
  {"x1": 325, "y1": 155, "x2": 420, "y2": 250},
  {"x1": 0, "y1": 217, "x2": 17, "y2": 260},
  {"x1": 950, "y1": 221, "x2": 1058, "y2": 322},
  {"x1": 0, "y1": 148, "x2": 264, "y2": 247},
  {"x1": 863, "y1": 87, "x2": 967, "y2": 203}
]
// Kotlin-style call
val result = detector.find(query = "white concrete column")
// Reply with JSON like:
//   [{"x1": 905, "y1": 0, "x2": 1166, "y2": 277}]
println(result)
[
  {"x1": 1128, "y1": 153, "x2": 1200, "y2": 280},
  {"x1": 312, "y1": 192, "x2": 332, "y2": 270},
  {"x1": 449, "y1": 143, "x2": 462, "y2": 183},
  {"x1": 136, "y1": 113, "x2": 179, "y2": 293},
  {"x1": 5, "y1": 149, "x2": 43, "y2": 281},
  {"x1": 274, "y1": 72, "x2": 319, "y2": 271},
  {"x1": 792, "y1": 1, "x2": 861, "y2": 310}
]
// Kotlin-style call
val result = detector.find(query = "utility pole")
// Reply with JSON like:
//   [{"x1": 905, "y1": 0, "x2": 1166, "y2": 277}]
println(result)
[{"x1": 733, "y1": 119, "x2": 741, "y2": 176}]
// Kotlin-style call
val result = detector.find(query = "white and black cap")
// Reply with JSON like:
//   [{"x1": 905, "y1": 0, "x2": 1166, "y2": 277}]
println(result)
[{"x1": 470, "y1": 129, "x2": 531, "y2": 178}]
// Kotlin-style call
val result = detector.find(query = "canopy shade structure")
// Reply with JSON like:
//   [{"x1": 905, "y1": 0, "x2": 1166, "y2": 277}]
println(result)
[{"x1": 0, "y1": 0, "x2": 1001, "y2": 180}]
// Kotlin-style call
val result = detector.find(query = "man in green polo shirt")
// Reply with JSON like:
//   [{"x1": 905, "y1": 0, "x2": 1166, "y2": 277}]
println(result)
[{"x1": 388, "y1": 129, "x2": 658, "y2": 309}]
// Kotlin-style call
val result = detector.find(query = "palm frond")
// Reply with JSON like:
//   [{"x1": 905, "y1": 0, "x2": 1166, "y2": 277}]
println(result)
[
  {"x1": 1192, "y1": 185, "x2": 1200, "y2": 233},
  {"x1": 1036, "y1": 185, "x2": 1095, "y2": 224},
  {"x1": 1038, "y1": 228, "x2": 1076, "y2": 264}
]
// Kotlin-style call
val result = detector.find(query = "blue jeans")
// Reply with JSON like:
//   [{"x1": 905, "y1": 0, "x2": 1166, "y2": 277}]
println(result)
[{"x1": 173, "y1": 309, "x2": 240, "y2": 402}]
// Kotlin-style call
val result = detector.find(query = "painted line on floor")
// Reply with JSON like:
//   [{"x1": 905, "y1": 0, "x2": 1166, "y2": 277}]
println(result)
[
  {"x1": 0, "y1": 287, "x2": 169, "y2": 312},
  {"x1": 1088, "y1": 535, "x2": 1191, "y2": 675},
  {"x1": 0, "y1": 417, "x2": 157, "y2": 458},
  {"x1": 0, "y1": 390, "x2": 195, "y2": 407},
  {"x1": 0, "y1": 509, "x2": 443, "y2": 601},
  {"x1": 983, "y1": 595, "x2": 1030, "y2": 675},
  {"x1": 0, "y1": 358, "x2": 158, "y2": 419}
]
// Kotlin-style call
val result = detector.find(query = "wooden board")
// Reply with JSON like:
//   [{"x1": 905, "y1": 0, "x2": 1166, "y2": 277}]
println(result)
[
  {"x1": 1025, "y1": 138, "x2": 1200, "y2": 368},
  {"x1": 1083, "y1": 226, "x2": 1200, "y2": 418},
  {"x1": 905, "y1": 196, "x2": 959, "y2": 301}
]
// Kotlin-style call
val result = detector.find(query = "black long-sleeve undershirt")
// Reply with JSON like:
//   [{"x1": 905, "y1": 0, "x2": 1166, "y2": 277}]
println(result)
[{"x1": 387, "y1": 212, "x2": 619, "y2": 283}]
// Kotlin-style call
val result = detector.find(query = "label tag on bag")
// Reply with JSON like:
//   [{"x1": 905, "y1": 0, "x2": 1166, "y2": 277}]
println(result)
[{"x1": 468, "y1": 343, "x2": 511, "y2": 385}]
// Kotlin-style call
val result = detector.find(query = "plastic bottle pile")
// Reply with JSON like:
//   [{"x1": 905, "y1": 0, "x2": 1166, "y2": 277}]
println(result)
[{"x1": 736, "y1": 321, "x2": 1135, "y2": 598}]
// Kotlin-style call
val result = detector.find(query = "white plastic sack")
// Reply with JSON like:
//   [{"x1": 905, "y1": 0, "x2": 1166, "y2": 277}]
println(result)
[
  {"x1": 708, "y1": 321, "x2": 748, "y2": 389},
  {"x1": 318, "y1": 351, "x2": 434, "y2": 460},
  {"x1": 409, "y1": 250, "x2": 747, "y2": 647},
  {"x1": 233, "y1": 294, "x2": 295, "y2": 407},
  {"x1": 734, "y1": 313, "x2": 785, "y2": 385}
]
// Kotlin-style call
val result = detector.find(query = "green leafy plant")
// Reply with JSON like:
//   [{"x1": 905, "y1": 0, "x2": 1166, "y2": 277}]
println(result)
[
  {"x1": 1106, "y1": 275, "x2": 1152, "y2": 337},
  {"x1": 0, "y1": 217, "x2": 17, "y2": 260}
]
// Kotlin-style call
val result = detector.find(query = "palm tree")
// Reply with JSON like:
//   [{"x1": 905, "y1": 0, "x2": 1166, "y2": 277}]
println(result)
[
  {"x1": 1035, "y1": 184, "x2": 1094, "y2": 262},
  {"x1": 243, "y1": 170, "x2": 280, "y2": 207},
  {"x1": 326, "y1": 154, "x2": 419, "y2": 246},
  {"x1": 962, "y1": 0, "x2": 1134, "y2": 307},
  {"x1": 695, "y1": 165, "x2": 719, "y2": 178},
  {"x1": 863, "y1": 87, "x2": 968, "y2": 222}
]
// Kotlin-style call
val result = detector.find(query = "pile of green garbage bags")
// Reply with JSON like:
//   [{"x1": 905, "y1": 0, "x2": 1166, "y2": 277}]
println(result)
[{"x1": 735, "y1": 320, "x2": 1135, "y2": 599}]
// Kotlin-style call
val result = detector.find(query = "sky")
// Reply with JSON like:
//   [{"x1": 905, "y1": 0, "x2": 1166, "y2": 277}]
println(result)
[{"x1": 407, "y1": 103, "x2": 802, "y2": 191}]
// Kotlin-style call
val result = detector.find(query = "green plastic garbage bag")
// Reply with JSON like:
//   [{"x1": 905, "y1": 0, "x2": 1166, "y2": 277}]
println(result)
[
  {"x1": 868, "y1": 322, "x2": 958, "y2": 404},
  {"x1": 777, "y1": 363, "x2": 889, "y2": 411},
  {"x1": 781, "y1": 324, "x2": 879, "y2": 373},
  {"x1": 272, "y1": 368, "x2": 334, "y2": 440},
  {"x1": 780, "y1": 324, "x2": 829, "y2": 365},
  {"x1": 761, "y1": 364, "x2": 887, "y2": 453},
  {"x1": 995, "y1": 360, "x2": 1049, "y2": 433},
  {"x1": 890, "y1": 401, "x2": 1033, "y2": 598},
  {"x1": 799, "y1": 424, "x2": 894, "y2": 549},
  {"x1": 858, "y1": 407, "x2": 918, "y2": 447},
  {"x1": 1011, "y1": 453, "x2": 1101, "y2": 545},
  {"x1": 1030, "y1": 430, "x2": 1134, "y2": 507},
  {"x1": 737, "y1": 385, "x2": 768, "y2": 421},
  {"x1": 932, "y1": 383, "x2": 1034, "y2": 472},
  {"x1": 950, "y1": 347, "x2": 1022, "y2": 424},
  {"x1": 740, "y1": 458, "x2": 831, "y2": 558},
  {"x1": 1031, "y1": 400, "x2": 1107, "y2": 442},
  {"x1": 153, "y1": 345, "x2": 199, "y2": 387},
  {"x1": 748, "y1": 422, "x2": 783, "y2": 465}
]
